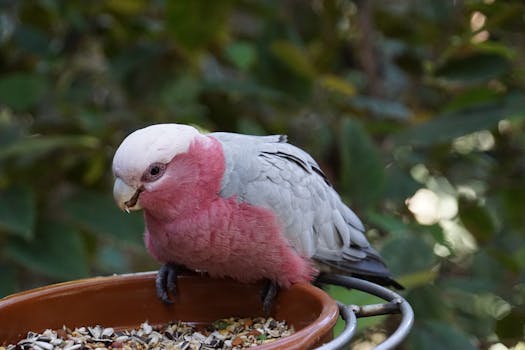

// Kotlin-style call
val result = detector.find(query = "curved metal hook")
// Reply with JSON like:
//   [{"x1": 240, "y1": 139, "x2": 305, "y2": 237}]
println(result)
[
  {"x1": 315, "y1": 274, "x2": 414, "y2": 350},
  {"x1": 315, "y1": 302, "x2": 357, "y2": 350}
]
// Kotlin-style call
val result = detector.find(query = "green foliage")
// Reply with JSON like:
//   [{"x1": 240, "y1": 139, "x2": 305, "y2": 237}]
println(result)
[
  {"x1": 1, "y1": 0, "x2": 525, "y2": 348},
  {"x1": 339, "y1": 118, "x2": 385, "y2": 209},
  {"x1": 409, "y1": 321, "x2": 477, "y2": 350},
  {"x1": 435, "y1": 52, "x2": 511, "y2": 84},
  {"x1": 0, "y1": 185, "x2": 35, "y2": 239},
  {"x1": 328, "y1": 285, "x2": 386, "y2": 335},
  {"x1": 0, "y1": 73, "x2": 47, "y2": 112},
  {"x1": 166, "y1": 1, "x2": 232, "y2": 51},
  {"x1": 5, "y1": 220, "x2": 88, "y2": 280},
  {"x1": 64, "y1": 190, "x2": 144, "y2": 246}
]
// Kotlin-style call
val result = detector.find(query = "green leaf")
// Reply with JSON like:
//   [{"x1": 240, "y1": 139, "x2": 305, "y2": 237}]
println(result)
[
  {"x1": 499, "y1": 185, "x2": 525, "y2": 228},
  {"x1": 270, "y1": 40, "x2": 316, "y2": 79},
  {"x1": 106, "y1": 0, "x2": 146, "y2": 15},
  {"x1": 380, "y1": 235, "x2": 436, "y2": 276},
  {"x1": 397, "y1": 269, "x2": 438, "y2": 289},
  {"x1": 349, "y1": 95, "x2": 411, "y2": 120},
  {"x1": 458, "y1": 198, "x2": 495, "y2": 244},
  {"x1": 382, "y1": 164, "x2": 421, "y2": 204},
  {"x1": 0, "y1": 135, "x2": 100, "y2": 160},
  {"x1": 166, "y1": 1, "x2": 231, "y2": 51},
  {"x1": 441, "y1": 277, "x2": 497, "y2": 294},
  {"x1": 64, "y1": 190, "x2": 144, "y2": 246},
  {"x1": 225, "y1": 42, "x2": 257, "y2": 71},
  {"x1": 424, "y1": 224, "x2": 450, "y2": 250},
  {"x1": 513, "y1": 247, "x2": 525, "y2": 271},
  {"x1": 435, "y1": 53, "x2": 510, "y2": 84},
  {"x1": 444, "y1": 87, "x2": 501, "y2": 112},
  {"x1": 13, "y1": 25, "x2": 50, "y2": 56},
  {"x1": 0, "y1": 110, "x2": 25, "y2": 148},
  {"x1": 394, "y1": 95, "x2": 525, "y2": 146},
  {"x1": 0, "y1": 185, "x2": 35, "y2": 239},
  {"x1": 409, "y1": 321, "x2": 477, "y2": 350},
  {"x1": 496, "y1": 307, "x2": 525, "y2": 344},
  {"x1": 475, "y1": 41, "x2": 516, "y2": 60},
  {"x1": 469, "y1": 249, "x2": 507, "y2": 290},
  {"x1": 0, "y1": 73, "x2": 47, "y2": 111},
  {"x1": 406, "y1": 286, "x2": 450, "y2": 321},
  {"x1": 203, "y1": 79, "x2": 283, "y2": 101},
  {"x1": 339, "y1": 118, "x2": 385, "y2": 208},
  {"x1": 366, "y1": 212, "x2": 411, "y2": 237},
  {"x1": 160, "y1": 74, "x2": 207, "y2": 121},
  {"x1": 95, "y1": 245, "x2": 130, "y2": 274},
  {"x1": 0, "y1": 263, "x2": 17, "y2": 297},
  {"x1": 318, "y1": 74, "x2": 356, "y2": 97},
  {"x1": 110, "y1": 44, "x2": 163, "y2": 81},
  {"x1": 5, "y1": 220, "x2": 89, "y2": 280}
]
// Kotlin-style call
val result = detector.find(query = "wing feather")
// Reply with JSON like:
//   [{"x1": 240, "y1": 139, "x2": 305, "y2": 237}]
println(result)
[{"x1": 210, "y1": 132, "x2": 400, "y2": 288}]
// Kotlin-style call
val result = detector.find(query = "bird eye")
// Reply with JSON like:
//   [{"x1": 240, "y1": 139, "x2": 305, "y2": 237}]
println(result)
[
  {"x1": 142, "y1": 162, "x2": 166, "y2": 182},
  {"x1": 150, "y1": 166, "x2": 160, "y2": 176}
]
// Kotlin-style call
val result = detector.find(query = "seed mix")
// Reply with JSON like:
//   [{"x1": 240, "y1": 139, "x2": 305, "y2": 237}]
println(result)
[{"x1": 2, "y1": 317, "x2": 294, "y2": 350}]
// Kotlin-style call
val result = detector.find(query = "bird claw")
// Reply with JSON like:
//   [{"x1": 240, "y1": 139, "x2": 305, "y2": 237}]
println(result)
[
  {"x1": 155, "y1": 263, "x2": 181, "y2": 305},
  {"x1": 313, "y1": 273, "x2": 329, "y2": 290},
  {"x1": 261, "y1": 280, "x2": 279, "y2": 314}
]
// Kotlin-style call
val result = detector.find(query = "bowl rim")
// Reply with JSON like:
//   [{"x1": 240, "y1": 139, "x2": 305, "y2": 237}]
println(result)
[{"x1": 0, "y1": 272, "x2": 339, "y2": 350}]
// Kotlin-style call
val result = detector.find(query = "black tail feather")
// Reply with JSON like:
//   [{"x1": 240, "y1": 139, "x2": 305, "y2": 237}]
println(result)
[{"x1": 316, "y1": 246, "x2": 404, "y2": 290}]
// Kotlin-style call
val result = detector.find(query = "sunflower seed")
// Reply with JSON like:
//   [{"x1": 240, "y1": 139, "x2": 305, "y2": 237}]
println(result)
[
  {"x1": 115, "y1": 335, "x2": 129, "y2": 342},
  {"x1": 101, "y1": 327, "x2": 114, "y2": 338},
  {"x1": 34, "y1": 341, "x2": 54, "y2": 350},
  {"x1": 5, "y1": 317, "x2": 294, "y2": 350},
  {"x1": 63, "y1": 344, "x2": 81, "y2": 350}
]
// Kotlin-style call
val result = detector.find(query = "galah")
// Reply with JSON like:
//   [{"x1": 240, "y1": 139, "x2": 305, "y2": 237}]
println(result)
[{"x1": 112, "y1": 124, "x2": 401, "y2": 309}]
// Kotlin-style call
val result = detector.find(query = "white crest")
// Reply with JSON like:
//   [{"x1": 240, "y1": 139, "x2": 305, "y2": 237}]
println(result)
[{"x1": 112, "y1": 124, "x2": 201, "y2": 185}]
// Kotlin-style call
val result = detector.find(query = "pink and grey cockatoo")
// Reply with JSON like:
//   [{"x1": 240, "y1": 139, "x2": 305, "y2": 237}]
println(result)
[{"x1": 112, "y1": 124, "x2": 401, "y2": 309}]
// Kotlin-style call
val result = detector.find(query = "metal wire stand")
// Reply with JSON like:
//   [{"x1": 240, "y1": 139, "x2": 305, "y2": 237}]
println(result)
[{"x1": 315, "y1": 274, "x2": 414, "y2": 350}]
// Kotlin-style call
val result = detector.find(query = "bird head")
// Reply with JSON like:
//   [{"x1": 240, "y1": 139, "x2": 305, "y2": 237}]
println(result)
[{"x1": 112, "y1": 124, "x2": 200, "y2": 213}]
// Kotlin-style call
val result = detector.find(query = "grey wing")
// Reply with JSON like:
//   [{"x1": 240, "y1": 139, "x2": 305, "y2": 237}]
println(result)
[{"x1": 210, "y1": 132, "x2": 400, "y2": 287}]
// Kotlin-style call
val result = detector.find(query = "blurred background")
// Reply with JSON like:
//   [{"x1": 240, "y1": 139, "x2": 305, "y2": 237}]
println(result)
[{"x1": 1, "y1": 0, "x2": 525, "y2": 348}]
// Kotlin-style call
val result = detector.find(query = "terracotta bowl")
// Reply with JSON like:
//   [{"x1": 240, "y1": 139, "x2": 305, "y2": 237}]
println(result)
[{"x1": 0, "y1": 273, "x2": 338, "y2": 349}]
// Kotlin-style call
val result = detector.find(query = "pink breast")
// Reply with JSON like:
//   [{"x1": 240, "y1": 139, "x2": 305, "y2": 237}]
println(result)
[{"x1": 141, "y1": 136, "x2": 317, "y2": 287}]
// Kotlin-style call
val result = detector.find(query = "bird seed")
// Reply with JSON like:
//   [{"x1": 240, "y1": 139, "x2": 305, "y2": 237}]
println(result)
[{"x1": 2, "y1": 317, "x2": 294, "y2": 350}]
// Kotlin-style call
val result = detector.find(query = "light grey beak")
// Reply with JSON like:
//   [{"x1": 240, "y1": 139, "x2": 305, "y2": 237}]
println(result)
[{"x1": 113, "y1": 177, "x2": 143, "y2": 212}]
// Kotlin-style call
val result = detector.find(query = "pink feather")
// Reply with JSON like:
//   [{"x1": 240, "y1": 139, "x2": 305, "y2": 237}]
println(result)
[{"x1": 140, "y1": 136, "x2": 317, "y2": 287}]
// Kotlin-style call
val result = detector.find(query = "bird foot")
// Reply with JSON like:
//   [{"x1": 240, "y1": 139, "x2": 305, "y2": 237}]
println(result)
[
  {"x1": 261, "y1": 280, "x2": 279, "y2": 314},
  {"x1": 313, "y1": 273, "x2": 329, "y2": 290},
  {"x1": 156, "y1": 263, "x2": 185, "y2": 304}
]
